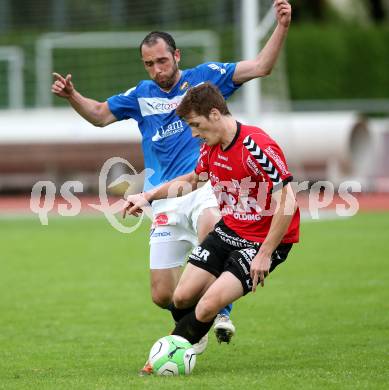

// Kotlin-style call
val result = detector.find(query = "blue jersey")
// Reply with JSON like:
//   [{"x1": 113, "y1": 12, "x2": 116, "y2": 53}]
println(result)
[{"x1": 107, "y1": 62, "x2": 241, "y2": 191}]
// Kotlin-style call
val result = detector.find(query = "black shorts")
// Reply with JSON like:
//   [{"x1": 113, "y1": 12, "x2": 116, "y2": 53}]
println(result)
[{"x1": 188, "y1": 220, "x2": 293, "y2": 295}]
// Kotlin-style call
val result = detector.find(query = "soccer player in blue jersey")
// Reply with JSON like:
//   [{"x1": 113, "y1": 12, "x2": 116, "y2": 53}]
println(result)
[{"x1": 52, "y1": 0, "x2": 292, "y2": 374}]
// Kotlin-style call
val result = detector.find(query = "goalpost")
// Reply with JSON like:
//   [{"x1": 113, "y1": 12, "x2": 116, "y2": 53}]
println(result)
[
  {"x1": 0, "y1": 46, "x2": 24, "y2": 109},
  {"x1": 35, "y1": 31, "x2": 220, "y2": 107}
]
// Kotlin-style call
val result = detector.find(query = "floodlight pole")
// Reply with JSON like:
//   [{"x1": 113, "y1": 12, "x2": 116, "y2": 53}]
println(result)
[
  {"x1": 242, "y1": 0, "x2": 260, "y2": 120},
  {"x1": 242, "y1": 0, "x2": 275, "y2": 119}
]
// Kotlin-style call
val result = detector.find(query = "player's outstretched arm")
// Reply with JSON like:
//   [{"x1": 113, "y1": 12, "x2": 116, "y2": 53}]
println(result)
[
  {"x1": 250, "y1": 182, "x2": 297, "y2": 290},
  {"x1": 233, "y1": 0, "x2": 291, "y2": 84},
  {"x1": 122, "y1": 171, "x2": 200, "y2": 218},
  {"x1": 51, "y1": 72, "x2": 117, "y2": 127}
]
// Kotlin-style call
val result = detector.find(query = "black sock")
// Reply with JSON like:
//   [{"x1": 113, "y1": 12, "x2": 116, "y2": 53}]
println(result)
[
  {"x1": 166, "y1": 302, "x2": 196, "y2": 323},
  {"x1": 172, "y1": 310, "x2": 216, "y2": 345}
]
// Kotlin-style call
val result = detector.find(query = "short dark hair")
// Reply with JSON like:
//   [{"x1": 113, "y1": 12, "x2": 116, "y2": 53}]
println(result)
[
  {"x1": 139, "y1": 31, "x2": 177, "y2": 55},
  {"x1": 176, "y1": 83, "x2": 231, "y2": 119}
]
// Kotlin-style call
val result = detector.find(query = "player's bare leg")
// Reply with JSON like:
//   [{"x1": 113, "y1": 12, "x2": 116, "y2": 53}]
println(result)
[
  {"x1": 197, "y1": 207, "x2": 237, "y2": 343},
  {"x1": 149, "y1": 238, "x2": 192, "y2": 307},
  {"x1": 139, "y1": 265, "x2": 213, "y2": 376},
  {"x1": 196, "y1": 206, "x2": 220, "y2": 242},
  {"x1": 195, "y1": 271, "x2": 243, "y2": 323},
  {"x1": 139, "y1": 267, "x2": 182, "y2": 376},
  {"x1": 150, "y1": 267, "x2": 182, "y2": 308},
  {"x1": 141, "y1": 239, "x2": 214, "y2": 376},
  {"x1": 139, "y1": 256, "x2": 183, "y2": 376},
  {"x1": 171, "y1": 272, "x2": 243, "y2": 346},
  {"x1": 174, "y1": 263, "x2": 216, "y2": 308},
  {"x1": 150, "y1": 241, "x2": 212, "y2": 353},
  {"x1": 173, "y1": 263, "x2": 216, "y2": 355}
]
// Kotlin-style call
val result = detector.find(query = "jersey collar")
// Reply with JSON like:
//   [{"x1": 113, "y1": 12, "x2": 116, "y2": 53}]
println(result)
[{"x1": 221, "y1": 121, "x2": 241, "y2": 152}]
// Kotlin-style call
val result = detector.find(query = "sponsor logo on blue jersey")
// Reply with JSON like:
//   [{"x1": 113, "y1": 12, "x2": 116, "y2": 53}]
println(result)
[
  {"x1": 152, "y1": 120, "x2": 184, "y2": 141},
  {"x1": 208, "y1": 63, "x2": 227, "y2": 74},
  {"x1": 138, "y1": 96, "x2": 184, "y2": 116}
]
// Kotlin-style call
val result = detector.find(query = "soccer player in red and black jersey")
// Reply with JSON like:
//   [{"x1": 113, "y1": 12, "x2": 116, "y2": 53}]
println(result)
[{"x1": 123, "y1": 82, "x2": 300, "y2": 346}]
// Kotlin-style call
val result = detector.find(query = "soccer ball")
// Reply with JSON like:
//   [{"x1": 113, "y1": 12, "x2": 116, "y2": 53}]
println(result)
[{"x1": 148, "y1": 335, "x2": 196, "y2": 375}]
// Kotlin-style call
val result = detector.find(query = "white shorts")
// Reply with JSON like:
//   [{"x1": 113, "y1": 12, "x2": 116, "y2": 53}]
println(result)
[{"x1": 149, "y1": 181, "x2": 218, "y2": 269}]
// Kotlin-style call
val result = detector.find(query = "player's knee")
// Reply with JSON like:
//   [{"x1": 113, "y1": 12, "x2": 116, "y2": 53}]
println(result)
[
  {"x1": 195, "y1": 297, "x2": 219, "y2": 322},
  {"x1": 151, "y1": 289, "x2": 172, "y2": 308},
  {"x1": 172, "y1": 289, "x2": 193, "y2": 309}
]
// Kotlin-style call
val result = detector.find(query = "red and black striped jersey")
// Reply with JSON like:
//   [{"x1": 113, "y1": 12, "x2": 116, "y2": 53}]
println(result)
[{"x1": 195, "y1": 122, "x2": 300, "y2": 243}]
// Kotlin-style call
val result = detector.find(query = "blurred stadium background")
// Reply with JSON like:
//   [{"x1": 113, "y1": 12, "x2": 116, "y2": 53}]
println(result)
[
  {"x1": 1, "y1": 1, "x2": 389, "y2": 388},
  {"x1": 0, "y1": 0, "x2": 389, "y2": 196}
]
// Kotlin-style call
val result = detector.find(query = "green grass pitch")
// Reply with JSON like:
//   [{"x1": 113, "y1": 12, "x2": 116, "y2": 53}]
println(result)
[{"x1": 0, "y1": 212, "x2": 388, "y2": 389}]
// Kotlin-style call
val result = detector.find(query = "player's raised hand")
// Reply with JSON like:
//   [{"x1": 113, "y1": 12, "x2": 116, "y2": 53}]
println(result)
[
  {"x1": 274, "y1": 0, "x2": 291, "y2": 29},
  {"x1": 51, "y1": 72, "x2": 75, "y2": 98},
  {"x1": 122, "y1": 193, "x2": 150, "y2": 219},
  {"x1": 250, "y1": 251, "x2": 271, "y2": 292}
]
